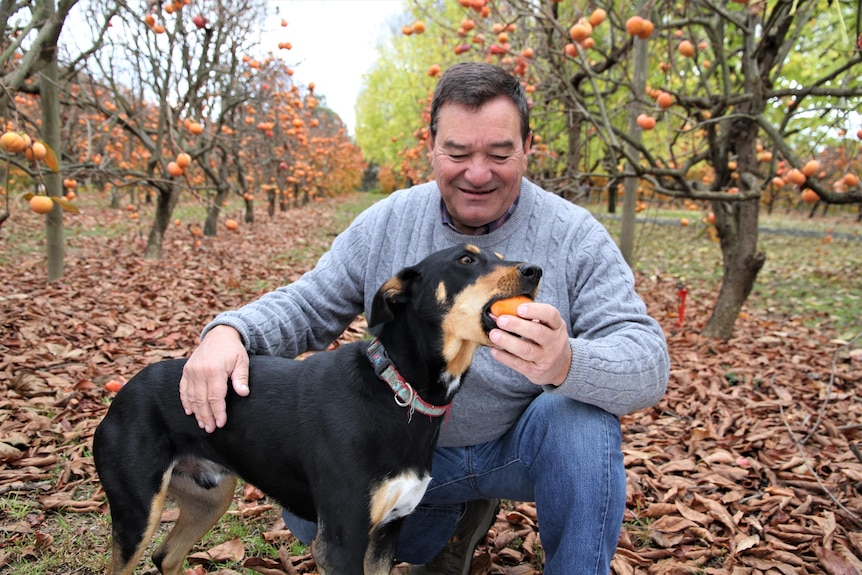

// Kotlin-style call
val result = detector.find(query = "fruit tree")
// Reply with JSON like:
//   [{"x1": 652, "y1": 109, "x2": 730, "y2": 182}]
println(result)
[{"x1": 368, "y1": 0, "x2": 862, "y2": 339}]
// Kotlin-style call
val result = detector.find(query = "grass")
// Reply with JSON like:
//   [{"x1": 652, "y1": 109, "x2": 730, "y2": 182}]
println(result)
[
  {"x1": 0, "y1": 486, "x2": 290, "y2": 575},
  {"x1": 592, "y1": 203, "x2": 862, "y2": 339},
  {"x1": 273, "y1": 191, "x2": 386, "y2": 268}
]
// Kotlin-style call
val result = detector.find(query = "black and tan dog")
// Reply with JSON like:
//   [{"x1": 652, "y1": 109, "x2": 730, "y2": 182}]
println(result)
[{"x1": 93, "y1": 244, "x2": 542, "y2": 575}]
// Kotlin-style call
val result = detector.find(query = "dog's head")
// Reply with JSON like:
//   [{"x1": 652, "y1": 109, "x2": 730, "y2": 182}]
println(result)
[{"x1": 370, "y1": 244, "x2": 542, "y2": 379}]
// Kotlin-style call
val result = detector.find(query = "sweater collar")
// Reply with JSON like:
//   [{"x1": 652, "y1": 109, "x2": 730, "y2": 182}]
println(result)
[{"x1": 440, "y1": 194, "x2": 520, "y2": 235}]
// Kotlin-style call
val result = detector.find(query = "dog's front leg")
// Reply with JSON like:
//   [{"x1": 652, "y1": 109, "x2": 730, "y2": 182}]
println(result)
[
  {"x1": 312, "y1": 510, "x2": 375, "y2": 575},
  {"x1": 365, "y1": 518, "x2": 402, "y2": 575}
]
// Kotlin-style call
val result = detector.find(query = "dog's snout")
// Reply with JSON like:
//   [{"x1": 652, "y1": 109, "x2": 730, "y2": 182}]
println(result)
[{"x1": 518, "y1": 263, "x2": 542, "y2": 282}]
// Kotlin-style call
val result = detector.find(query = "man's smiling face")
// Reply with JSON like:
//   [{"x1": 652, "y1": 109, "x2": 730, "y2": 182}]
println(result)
[{"x1": 429, "y1": 96, "x2": 531, "y2": 235}]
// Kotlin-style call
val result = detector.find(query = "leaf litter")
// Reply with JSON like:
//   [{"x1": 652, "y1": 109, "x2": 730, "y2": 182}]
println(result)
[{"x1": 1, "y1": 198, "x2": 860, "y2": 574}]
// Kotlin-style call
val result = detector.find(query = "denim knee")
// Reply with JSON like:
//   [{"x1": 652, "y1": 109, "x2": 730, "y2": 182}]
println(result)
[{"x1": 519, "y1": 394, "x2": 625, "y2": 574}]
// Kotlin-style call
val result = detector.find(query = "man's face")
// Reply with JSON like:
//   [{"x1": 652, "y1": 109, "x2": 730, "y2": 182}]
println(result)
[{"x1": 429, "y1": 96, "x2": 531, "y2": 234}]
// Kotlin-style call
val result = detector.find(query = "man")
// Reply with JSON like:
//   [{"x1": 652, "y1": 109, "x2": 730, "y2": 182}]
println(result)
[{"x1": 180, "y1": 62, "x2": 669, "y2": 574}]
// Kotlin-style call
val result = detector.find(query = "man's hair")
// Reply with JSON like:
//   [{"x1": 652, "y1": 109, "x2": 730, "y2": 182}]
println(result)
[{"x1": 429, "y1": 62, "x2": 531, "y2": 145}]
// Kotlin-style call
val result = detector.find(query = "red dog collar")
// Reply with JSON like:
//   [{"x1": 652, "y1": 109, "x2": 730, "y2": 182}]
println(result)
[{"x1": 366, "y1": 339, "x2": 451, "y2": 422}]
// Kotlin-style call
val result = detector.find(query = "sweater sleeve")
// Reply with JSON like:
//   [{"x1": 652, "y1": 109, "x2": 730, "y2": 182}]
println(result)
[
  {"x1": 545, "y1": 218, "x2": 669, "y2": 416},
  {"x1": 200, "y1": 209, "x2": 375, "y2": 358}
]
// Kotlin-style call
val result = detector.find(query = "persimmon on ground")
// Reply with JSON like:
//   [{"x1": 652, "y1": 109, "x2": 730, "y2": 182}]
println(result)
[
  {"x1": 225, "y1": 218, "x2": 239, "y2": 230},
  {"x1": 105, "y1": 379, "x2": 125, "y2": 393}
]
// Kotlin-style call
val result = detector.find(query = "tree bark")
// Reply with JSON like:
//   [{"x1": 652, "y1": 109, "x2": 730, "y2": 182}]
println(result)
[
  {"x1": 702, "y1": 11, "x2": 767, "y2": 339},
  {"x1": 204, "y1": 183, "x2": 230, "y2": 236},
  {"x1": 619, "y1": 15, "x2": 648, "y2": 267},
  {"x1": 144, "y1": 187, "x2": 180, "y2": 259},
  {"x1": 39, "y1": 0, "x2": 63, "y2": 281},
  {"x1": 563, "y1": 107, "x2": 582, "y2": 202},
  {"x1": 702, "y1": 199, "x2": 765, "y2": 339}
]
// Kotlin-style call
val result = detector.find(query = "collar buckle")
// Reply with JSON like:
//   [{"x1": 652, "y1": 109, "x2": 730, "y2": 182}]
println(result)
[{"x1": 365, "y1": 338, "x2": 451, "y2": 422}]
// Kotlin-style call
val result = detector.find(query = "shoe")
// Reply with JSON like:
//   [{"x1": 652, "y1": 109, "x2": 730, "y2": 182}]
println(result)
[{"x1": 410, "y1": 498, "x2": 500, "y2": 575}]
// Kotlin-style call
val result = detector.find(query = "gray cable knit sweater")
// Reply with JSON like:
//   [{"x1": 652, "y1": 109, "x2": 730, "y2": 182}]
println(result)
[{"x1": 204, "y1": 178, "x2": 669, "y2": 446}]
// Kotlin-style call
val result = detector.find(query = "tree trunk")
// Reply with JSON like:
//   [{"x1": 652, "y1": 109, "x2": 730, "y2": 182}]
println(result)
[
  {"x1": 144, "y1": 186, "x2": 180, "y2": 259},
  {"x1": 702, "y1": 199, "x2": 765, "y2": 339},
  {"x1": 619, "y1": 10, "x2": 649, "y2": 267},
  {"x1": 40, "y1": 3, "x2": 64, "y2": 281},
  {"x1": 243, "y1": 197, "x2": 253, "y2": 223},
  {"x1": 701, "y1": 11, "x2": 766, "y2": 339},
  {"x1": 204, "y1": 184, "x2": 230, "y2": 236},
  {"x1": 562, "y1": 108, "x2": 582, "y2": 202},
  {"x1": 267, "y1": 187, "x2": 276, "y2": 217}
]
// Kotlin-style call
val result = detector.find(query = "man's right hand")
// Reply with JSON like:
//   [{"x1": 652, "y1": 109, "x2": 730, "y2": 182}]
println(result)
[{"x1": 180, "y1": 325, "x2": 250, "y2": 433}]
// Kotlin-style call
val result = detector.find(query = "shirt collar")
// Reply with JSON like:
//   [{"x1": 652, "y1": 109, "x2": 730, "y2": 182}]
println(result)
[{"x1": 440, "y1": 195, "x2": 520, "y2": 235}]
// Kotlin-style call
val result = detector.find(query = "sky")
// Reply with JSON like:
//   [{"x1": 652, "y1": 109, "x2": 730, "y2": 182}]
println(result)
[{"x1": 265, "y1": 1, "x2": 406, "y2": 135}]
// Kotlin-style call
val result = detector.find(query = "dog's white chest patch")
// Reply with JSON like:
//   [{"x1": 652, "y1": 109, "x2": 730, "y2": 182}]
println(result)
[{"x1": 369, "y1": 471, "x2": 431, "y2": 529}]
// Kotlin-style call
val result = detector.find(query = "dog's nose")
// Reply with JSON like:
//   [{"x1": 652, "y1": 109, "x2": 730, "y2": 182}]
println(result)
[{"x1": 518, "y1": 263, "x2": 542, "y2": 282}]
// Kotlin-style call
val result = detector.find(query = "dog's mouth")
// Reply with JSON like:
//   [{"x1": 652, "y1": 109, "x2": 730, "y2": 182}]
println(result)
[{"x1": 482, "y1": 294, "x2": 535, "y2": 332}]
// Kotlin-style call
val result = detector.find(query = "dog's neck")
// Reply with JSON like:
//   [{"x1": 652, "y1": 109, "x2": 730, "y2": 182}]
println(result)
[
  {"x1": 366, "y1": 339, "x2": 452, "y2": 421},
  {"x1": 367, "y1": 330, "x2": 466, "y2": 407}
]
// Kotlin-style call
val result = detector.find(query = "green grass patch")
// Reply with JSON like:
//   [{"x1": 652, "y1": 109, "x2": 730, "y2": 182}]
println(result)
[
  {"x1": 592, "y1": 204, "x2": 862, "y2": 338},
  {"x1": 274, "y1": 191, "x2": 386, "y2": 267}
]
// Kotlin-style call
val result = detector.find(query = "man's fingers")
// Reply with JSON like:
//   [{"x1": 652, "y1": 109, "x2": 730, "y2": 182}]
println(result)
[
  {"x1": 180, "y1": 364, "x2": 230, "y2": 433},
  {"x1": 231, "y1": 353, "x2": 250, "y2": 397},
  {"x1": 490, "y1": 303, "x2": 572, "y2": 386}
]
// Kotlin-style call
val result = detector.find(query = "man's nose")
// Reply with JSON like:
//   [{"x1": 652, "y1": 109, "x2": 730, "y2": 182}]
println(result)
[{"x1": 463, "y1": 156, "x2": 493, "y2": 187}]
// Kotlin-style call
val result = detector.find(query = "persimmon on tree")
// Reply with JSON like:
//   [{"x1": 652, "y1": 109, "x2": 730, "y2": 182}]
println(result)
[
  {"x1": 73, "y1": 0, "x2": 361, "y2": 252},
  {"x1": 0, "y1": 0, "x2": 106, "y2": 279},
  {"x1": 78, "y1": 0, "x2": 271, "y2": 258},
  {"x1": 378, "y1": 0, "x2": 862, "y2": 339}
]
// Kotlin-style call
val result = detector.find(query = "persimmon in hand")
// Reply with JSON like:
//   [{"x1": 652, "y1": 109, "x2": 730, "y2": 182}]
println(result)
[{"x1": 490, "y1": 295, "x2": 532, "y2": 317}]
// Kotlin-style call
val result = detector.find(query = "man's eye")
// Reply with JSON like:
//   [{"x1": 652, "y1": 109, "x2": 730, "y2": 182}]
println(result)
[
  {"x1": 449, "y1": 154, "x2": 468, "y2": 160},
  {"x1": 491, "y1": 155, "x2": 510, "y2": 162}
]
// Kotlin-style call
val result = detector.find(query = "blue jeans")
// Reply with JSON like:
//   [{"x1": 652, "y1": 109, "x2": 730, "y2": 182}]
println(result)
[{"x1": 282, "y1": 393, "x2": 625, "y2": 574}]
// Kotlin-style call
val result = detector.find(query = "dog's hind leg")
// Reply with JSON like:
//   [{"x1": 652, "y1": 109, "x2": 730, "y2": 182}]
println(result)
[
  {"x1": 152, "y1": 460, "x2": 237, "y2": 575},
  {"x1": 103, "y1": 469, "x2": 172, "y2": 575}
]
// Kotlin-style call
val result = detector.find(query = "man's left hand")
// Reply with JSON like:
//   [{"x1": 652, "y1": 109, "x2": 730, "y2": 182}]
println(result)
[{"x1": 488, "y1": 302, "x2": 572, "y2": 386}]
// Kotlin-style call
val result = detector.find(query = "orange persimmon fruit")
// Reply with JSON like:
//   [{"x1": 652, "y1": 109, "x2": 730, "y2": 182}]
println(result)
[
  {"x1": 29, "y1": 195, "x2": 54, "y2": 214},
  {"x1": 490, "y1": 295, "x2": 532, "y2": 317}
]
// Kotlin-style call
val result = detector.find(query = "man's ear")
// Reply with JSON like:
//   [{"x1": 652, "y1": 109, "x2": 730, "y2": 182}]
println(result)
[{"x1": 368, "y1": 267, "x2": 420, "y2": 328}]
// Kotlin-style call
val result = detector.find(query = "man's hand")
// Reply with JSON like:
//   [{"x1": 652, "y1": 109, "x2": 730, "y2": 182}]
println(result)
[
  {"x1": 488, "y1": 302, "x2": 572, "y2": 386},
  {"x1": 179, "y1": 325, "x2": 250, "y2": 433}
]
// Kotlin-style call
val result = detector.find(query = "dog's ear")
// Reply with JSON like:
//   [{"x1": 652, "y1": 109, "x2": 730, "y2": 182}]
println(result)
[{"x1": 368, "y1": 267, "x2": 420, "y2": 328}]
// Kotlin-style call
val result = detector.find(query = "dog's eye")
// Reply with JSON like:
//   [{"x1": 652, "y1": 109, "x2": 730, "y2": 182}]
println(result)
[{"x1": 459, "y1": 255, "x2": 475, "y2": 265}]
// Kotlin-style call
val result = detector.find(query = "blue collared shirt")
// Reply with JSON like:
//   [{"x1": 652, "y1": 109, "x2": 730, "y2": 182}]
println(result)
[{"x1": 440, "y1": 195, "x2": 520, "y2": 235}]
